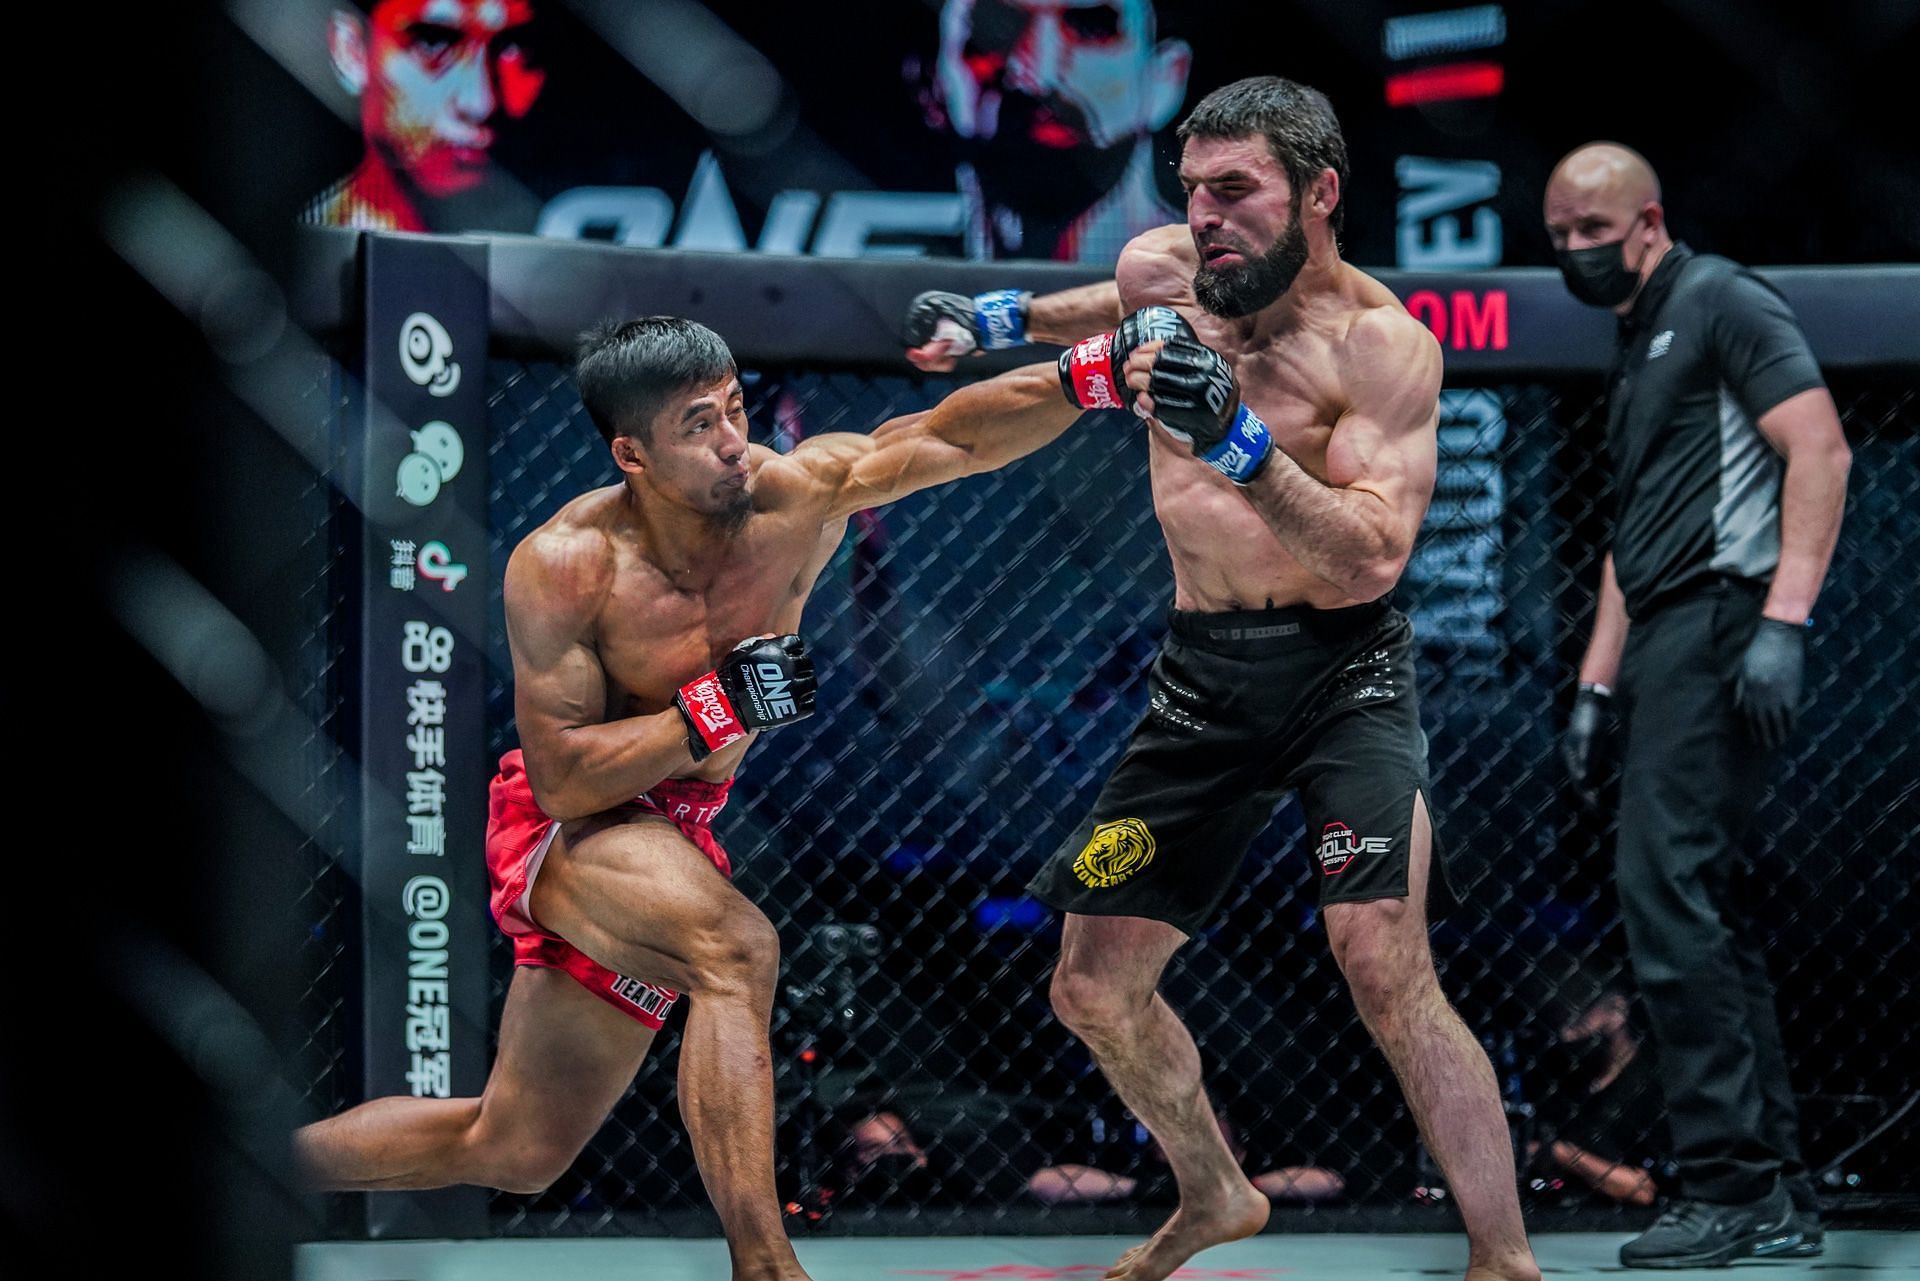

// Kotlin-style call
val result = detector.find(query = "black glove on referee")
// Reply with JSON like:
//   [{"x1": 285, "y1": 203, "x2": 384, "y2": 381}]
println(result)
[
  {"x1": 1562, "y1": 683, "x2": 1614, "y2": 809},
  {"x1": 1735, "y1": 618, "x2": 1806, "y2": 749}
]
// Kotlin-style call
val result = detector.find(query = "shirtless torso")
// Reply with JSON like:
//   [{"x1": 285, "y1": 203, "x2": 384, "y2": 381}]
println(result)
[
  {"x1": 295, "y1": 322, "x2": 1080, "y2": 1281},
  {"x1": 506, "y1": 452, "x2": 847, "y2": 791},
  {"x1": 1113, "y1": 221, "x2": 1441, "y2": 612}
]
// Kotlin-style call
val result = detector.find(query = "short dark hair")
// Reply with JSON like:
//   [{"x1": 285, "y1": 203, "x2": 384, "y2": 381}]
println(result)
[
  {"x1": 574, "y1": 316, "x2": 738, "y2": 446},
  {"x1": 1177, "y1": 76, "x2": 1350, "y2": 237}
]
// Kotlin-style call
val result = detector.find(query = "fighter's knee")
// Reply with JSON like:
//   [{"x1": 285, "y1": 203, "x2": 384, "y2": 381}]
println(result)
[
  {"x1": 687, "y1": 904, "x2": 781, "y2": 995},
  {"x1": 487, "y1": 1140, "x2": 581, "y2": 1196},
  {"x1": 1049, "y1": 966, "x2": 1141, "y2": 1043},
  {"x1": 1339, "y1": 949, "x2": 1401, "y2": 1023},
  {"x1": 1329, "y1": 918, "x2": 1433, "y2": 1025},
  {"x1": 466, "y1": 1113, "x2": 581, "y2": 1195}
]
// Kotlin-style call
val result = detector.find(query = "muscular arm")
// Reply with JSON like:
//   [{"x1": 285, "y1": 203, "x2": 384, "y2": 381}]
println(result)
[
  {"x1": 1754, "y1": 387, "x2": 1851, "y2": 624},
  {"x1": 1026, "y1": 280, "x2": 1125, "y2": 345},
  {"x1": 904, "y1": 225, "x2": 1192, "y2": 369},
  {"x1": 790, "y1": 363, "x2": 1082, "y2": 520},
  {"x1": 1578, "y1": 553, "x2": 1630, "y2": 688},
  {"x1": 1033, "y1": 226, "x2": 1197, "y2": 339},
  {"x1": 504, "y1": 531, "x2": 691, "y2": 821},
  {"x1": 1235, "y1": 313, "x2": 1441, "y2": 601}
]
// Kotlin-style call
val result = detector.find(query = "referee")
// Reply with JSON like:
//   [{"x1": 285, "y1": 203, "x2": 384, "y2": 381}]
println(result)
[{"x1": 1545, "y1": 142, "x2": 1852, "y2": 1268}]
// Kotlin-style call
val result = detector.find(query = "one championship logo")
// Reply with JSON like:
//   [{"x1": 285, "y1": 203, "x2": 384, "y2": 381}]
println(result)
[
  {"x1": 1316, "y1": 821, "x2": 1391, "y2": 876},
  {"x1": 1073, "y1": 817, "x2": 1157, "y2": 889},
  {"x1": 1136, "y1": 306, "x2": 1186, "y2": 342},
  {"x1": 1202, "y1": 359, "x2": 1234, "y2": 416},
  {"x1": 750, "y1": 661, "x2": 798, "y2": 719},
  {"x1": 399, "y1": 312, "x2": 462, "y2": 397}
]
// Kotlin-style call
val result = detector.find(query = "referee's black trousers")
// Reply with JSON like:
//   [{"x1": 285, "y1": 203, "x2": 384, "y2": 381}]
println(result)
[{"x1": 1616, "y1": 578, "x2": 1809, "y2": 1205}]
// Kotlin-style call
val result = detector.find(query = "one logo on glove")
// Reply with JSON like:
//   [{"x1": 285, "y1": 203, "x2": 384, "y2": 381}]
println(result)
[
  {"x1": 1134, "y1": 306, "x2": 1189, "y2": 343},
  {"x1": 1316, "y1": 821, "x2": 1390, "y2": 876},
  {"x1": 682, "y1": 673, "x2": 745, "y2": 745},
  {"x1": 746, "y1": 661, "x2": 799, "y2": 720},
  {"x1": 1074, "y1": 817, "x2": 1157, "y2": 889},
  {"x1": 1200, "y1": 357, "x2": 1235, "y2": 417},
  {"x1": 1068, "y1": 334, "x2": 1122, "y2": 410}
]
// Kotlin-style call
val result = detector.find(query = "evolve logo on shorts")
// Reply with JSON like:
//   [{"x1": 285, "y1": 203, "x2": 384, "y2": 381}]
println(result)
[
  {"x1": 1316, "y1": 821, "x2": 1390, "y2": 876},
  {"x1": 1073, "y1": 817, "x2": 1157, "y2": 889}
]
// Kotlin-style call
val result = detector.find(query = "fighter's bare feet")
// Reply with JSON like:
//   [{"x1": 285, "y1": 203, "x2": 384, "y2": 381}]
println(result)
[
  {"x1": 733, "y1": 1266, "x2": 812, "y2": 1281},
  {"x1": 1103, "y1": 1178, "x2": 1269, "y2": 1281},
  {"x1": 1463, "y1": 1255, "x2": 1542, "y2": 1281}
]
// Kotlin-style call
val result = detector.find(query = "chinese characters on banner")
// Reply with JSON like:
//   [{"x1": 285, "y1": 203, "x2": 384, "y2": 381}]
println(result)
[{"x1": 356, "y1": 234, "x2": 490, "y2": 1235}]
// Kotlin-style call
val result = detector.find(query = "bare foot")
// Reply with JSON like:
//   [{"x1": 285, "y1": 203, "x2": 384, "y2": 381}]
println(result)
[
  {"x1": 1464, "y1": 1256, "x2": 1541, "y2": 1281},
  {"x1": 1103, "y1": 1178, "x2": 1270, "y2": 1281},
  {"x1": 731, "y1": 1252, "x2": 814, "y2": 1281}
]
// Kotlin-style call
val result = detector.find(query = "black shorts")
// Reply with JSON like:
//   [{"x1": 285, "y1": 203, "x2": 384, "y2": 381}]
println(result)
[{"x1": 1028, "y1": 600, "x2": 1450, "y2": 937}]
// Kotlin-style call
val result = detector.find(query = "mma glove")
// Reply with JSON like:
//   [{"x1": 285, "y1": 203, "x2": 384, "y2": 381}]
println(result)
[
  {"x1": 1561, "y1": 681, "x2": 1614, "y2": 810},
  {"x1": 1734, "y1": 618, "x2": 1807, "y2": 750},
  {"x1": 903, "y1": 289, "x2": 1032, "y2": 356},
  {"x1": 674, "y1": 634, "x2": 817, "y2": 762},
  {"x1": 1059, "y1": 306, "x2": 1273, "y2": 485}
]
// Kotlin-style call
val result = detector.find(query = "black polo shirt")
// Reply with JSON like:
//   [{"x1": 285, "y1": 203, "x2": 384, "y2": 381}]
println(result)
[{"x1": 1604, "y1": 243, "x2": 1826, "y2": 620}]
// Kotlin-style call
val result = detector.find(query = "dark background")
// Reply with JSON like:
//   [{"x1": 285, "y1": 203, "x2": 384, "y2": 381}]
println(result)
[
  {"x1": 13, "y1": 2, "x2": 1915, "y2": 1276},
  {"x1": 278, "y1": 0, "x2": 1918, "y2": 265}
]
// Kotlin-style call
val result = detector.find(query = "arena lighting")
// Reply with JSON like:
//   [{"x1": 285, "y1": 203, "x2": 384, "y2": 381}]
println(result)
[
  {"x1": 1383, "y1": 5, "x2": 1507, "y2": 60},
  {"x1": 1385, "y1": 61, "x2": 1506, "y2": 106}
]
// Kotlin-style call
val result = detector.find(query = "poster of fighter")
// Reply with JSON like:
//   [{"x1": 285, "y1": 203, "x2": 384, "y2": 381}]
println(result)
[{"x1": 284, "y1": 0, "x2": 1904, "y2": 267}]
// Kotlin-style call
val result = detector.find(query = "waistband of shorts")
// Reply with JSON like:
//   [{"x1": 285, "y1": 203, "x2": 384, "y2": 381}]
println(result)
[
  {"x1": 1168, "y1": 596, "x2": 1396, "y2": 654},
  {"x1": 639, "y1": 774, "x2": 734, "y2": 812},
  {"x1": 497, "y1": 749, "x2": 732, "y2": 817}
]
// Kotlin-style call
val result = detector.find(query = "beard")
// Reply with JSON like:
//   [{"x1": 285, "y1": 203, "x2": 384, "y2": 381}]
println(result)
[
  {"x1": 707, "y1": 485, "x2": 753, "y2": 532},
  {"x1": 1193, "y1": 211, "x2": 1310, "y2": 318}
]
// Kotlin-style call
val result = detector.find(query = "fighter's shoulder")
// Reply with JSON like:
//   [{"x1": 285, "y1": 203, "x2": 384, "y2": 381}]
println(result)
[
  {"x1": 1337, "y1": 276, "x2": 1443, "y2": 400},
  {"x1": 505, "y1": 493, "x2": 620, "y2": 626},
  {"x1": 749, "y1": 438, "x2": 849, "y2": 509},
  {"x1": 1116, "y1": 224, "x2": 1198, "y2": 311}
]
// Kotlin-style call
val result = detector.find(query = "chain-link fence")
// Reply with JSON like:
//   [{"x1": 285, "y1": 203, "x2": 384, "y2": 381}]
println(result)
[
  {"x1": 298, "y1": 351, "x2": 356, "y2": 1129},
  {"x1": 372, "y1": 357, "x2": 1906, "y2": 1235},
  {"x1": 297, "y1": 329, "x2": 1915, "y2": 1234}
]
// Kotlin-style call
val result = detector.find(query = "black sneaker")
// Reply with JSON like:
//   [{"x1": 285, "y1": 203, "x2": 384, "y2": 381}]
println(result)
[
  {"x1": 1754, "y1": 1204, "x2": 1824, "y2": 1257},
  {"x1": 1619, "y1": 1183, "x2": 1800, "y2": 1268}
]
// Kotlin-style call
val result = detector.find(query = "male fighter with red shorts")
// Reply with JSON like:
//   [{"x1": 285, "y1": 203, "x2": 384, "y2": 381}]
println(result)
[{"x1": 293, "y1": 315, "x2": 1091, "y2": 1280}]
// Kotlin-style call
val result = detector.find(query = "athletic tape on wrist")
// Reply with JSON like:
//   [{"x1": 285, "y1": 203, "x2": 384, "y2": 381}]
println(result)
[
  {"x1": 1203, "y1": 403, "x2": 1273, "y2": 484},
  {"x1": 678, "y1": 672, "x2": 746, "y2": 758},
  {"x1": 974, "y1": 289, "x2": 1028, "y2": 349},
  {"x1": 1063, "y1": 333, "x2": 1124, "y2": 409}
]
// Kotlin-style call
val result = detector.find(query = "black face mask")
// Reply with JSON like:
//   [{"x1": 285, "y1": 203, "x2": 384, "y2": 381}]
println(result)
[{"x1": 1556, "y1": 217, "x2": 1647, "y2": 307}]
